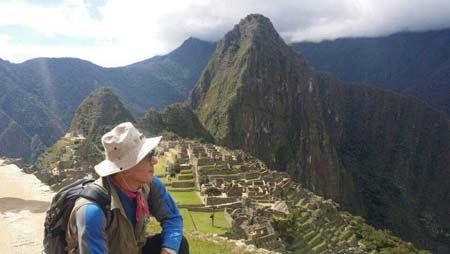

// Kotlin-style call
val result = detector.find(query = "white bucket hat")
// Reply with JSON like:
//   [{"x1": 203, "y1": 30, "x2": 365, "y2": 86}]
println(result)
[{"x1": 94, "y1": 122, "x2": 161, "y2": 177}]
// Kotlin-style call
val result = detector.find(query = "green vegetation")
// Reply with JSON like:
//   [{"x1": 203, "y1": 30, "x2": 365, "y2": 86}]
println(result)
[
  {"x1": 69, "y1": 87, "x2": 135, "y2": 143},
  {"x1": 147, "y1": 208, "x2": 232, "y2": 254},
  {"x1": 186, "y1": 235, "x2": 238, "y2": 254},
  {"x1": 35, "y1": 137, "x2": 79, "y2": 171},
  {"x1": 138, "y1": 103, "x2": 214, "y2": 143},
  {"x1": 273, "y1": 209, "x2": 431, "y2": 254},
  {"x1": 148, "y1": 153, "x2": 234, "y2": 254},
  {"x1": 168, "y1": 190, "x2": 203, "y2": 206},
  {"x1": 189, "y1": 13, "x2": 450, "y2": 253},
  {"x1": 148, "y1": 208, "x2": 230, "y2": 235},
  {"x1": 189, "y1": 210, "x2": 230, "y2": 234}
]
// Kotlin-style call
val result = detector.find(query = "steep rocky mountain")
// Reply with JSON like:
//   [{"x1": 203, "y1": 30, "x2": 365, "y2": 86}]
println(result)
[
  {"x1": 0, "y1": 37, "x2": 216, "y2": 161},
  {"x1": 190, "y1": 14, "x2": 450, "y2": 253},
  {"x1": 138, "y1": 103, "x2": 214, "y2": 143},
  {"x1": 69, "y1": 87, "x2": 135, "y2": 141},
  {"x1": 34, "y1": 88, "x2": 135, "y2": 188},
  {"x1": 291, "y1": 28, "x2": 450, "y2": 117}
]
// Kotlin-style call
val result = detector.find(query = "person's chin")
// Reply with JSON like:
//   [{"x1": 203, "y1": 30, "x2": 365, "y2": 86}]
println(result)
[{"x1": 145, "y1": 175, "x2": 153, "y2": 183}]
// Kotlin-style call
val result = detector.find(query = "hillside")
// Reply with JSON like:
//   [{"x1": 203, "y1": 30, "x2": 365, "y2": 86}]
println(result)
[
  {"x1": 292, "y1": 28, "x2": 450, "y2": 117},
  {"x1": 154, "y1": 139, "x2": 431, "y2": 253},
  {"x1": 69, "y1": 87, "x2": 135, "y2": 141},
  {"x1": 138, "y1": 103, "x2": 214, "y2": 143},
  {"x1": 0, "y1": 38, "x2": 215, "y2": 161},
  {"x1": 34, "y1": 88, "x2": 135, "y2": 188},
  {"x1": 190, "y1": 14, "x2": 450, "y2": 253}
]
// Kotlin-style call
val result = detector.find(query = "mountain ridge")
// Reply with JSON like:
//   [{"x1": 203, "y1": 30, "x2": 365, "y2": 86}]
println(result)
[
  {"x1": 190, "y1": 14, "x2": 449, "y2": 253},
  {"x1": 292, "y1": 27, "x2": 450, "y2": 117},
  {"x1": 0, "y1": 37, "x2": 216, "y2": 161}
]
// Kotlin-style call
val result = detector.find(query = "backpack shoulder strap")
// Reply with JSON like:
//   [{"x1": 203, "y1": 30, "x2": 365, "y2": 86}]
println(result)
[{"x1": 79, "y1": 183, "x2": 111, "y2": 215}]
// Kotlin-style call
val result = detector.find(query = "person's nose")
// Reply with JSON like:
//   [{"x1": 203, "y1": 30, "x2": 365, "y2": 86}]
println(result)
[{"x1": 152, "y1": 157, "x2": 158, "y2": 165}]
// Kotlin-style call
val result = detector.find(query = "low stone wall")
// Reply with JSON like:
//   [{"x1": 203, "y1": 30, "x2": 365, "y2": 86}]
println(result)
[
  {"x1": 169, "y1": 187, "x2": 195, "y2": 192},
  {"x1": 172, "y1": 180, "x2": 195, "y2": 188},
  {"x1": 207, "y1": 174, "x2": 241, "y2": 182},
  {"x1": 179, "y1": 164, "x2": 191, "y2": 171},
  {"x1": 178, "y1": 174, "x2": 193, "y2": 180},
  {"x1": 243, "y1": 171, "x2": 260, "y2": 180},
  {"x1": 187, "y1": 207, "x2": 225, "y2": 212},
  {"x1": 205, "y1": 196, "x2": 239, "y2": 206},
  {"x1": 177, "y1": 204, "x2": 204, "y2": 209},
  {"x1": 245, "y1": 234, "x2": 283, "y2": 250}
]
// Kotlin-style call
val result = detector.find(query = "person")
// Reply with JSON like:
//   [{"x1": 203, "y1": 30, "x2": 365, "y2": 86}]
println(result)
[
  {"x1": 65, "y1": 122, "x2": 189, "y2": 254},
  {"x1": 209, "y1": 211, "x2": 215, "y2": 227}
]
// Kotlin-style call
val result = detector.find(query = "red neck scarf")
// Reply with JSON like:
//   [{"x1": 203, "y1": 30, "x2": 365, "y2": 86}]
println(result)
[{"x1": 108, "y1": 176, "x2": 149, "y2": 222}]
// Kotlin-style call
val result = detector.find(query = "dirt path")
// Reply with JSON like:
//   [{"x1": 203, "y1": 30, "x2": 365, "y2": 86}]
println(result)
[{"x1": 0, "y1": 160, "x2": 53, "y2": 254}]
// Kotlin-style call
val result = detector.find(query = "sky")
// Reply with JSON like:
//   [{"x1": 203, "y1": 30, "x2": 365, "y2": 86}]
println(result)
[{"x1": 1, "y1": 0, "x2": 450, "y2": 67}]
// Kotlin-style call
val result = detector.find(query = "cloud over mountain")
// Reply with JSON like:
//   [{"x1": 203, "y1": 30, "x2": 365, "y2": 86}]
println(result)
[{"x1": 1, "y1": 0, "x2": 450, "y2": 66}]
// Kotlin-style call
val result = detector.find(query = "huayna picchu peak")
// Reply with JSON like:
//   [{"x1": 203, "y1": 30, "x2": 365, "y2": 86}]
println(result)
[{"x1": 190, "y1": 14, "x2": 449, "y2": 253}]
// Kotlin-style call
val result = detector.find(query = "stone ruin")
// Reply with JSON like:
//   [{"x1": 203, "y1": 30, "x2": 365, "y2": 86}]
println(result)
[{"x1": 151, "y1": 139, "x2": 392, "y2": 253}]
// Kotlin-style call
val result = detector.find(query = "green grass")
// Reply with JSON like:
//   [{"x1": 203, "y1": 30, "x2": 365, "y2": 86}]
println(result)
[
  {"x1": 36, "y1": 137, "x2": 85, "y2": 171},
  {"x1": 168, "y1": 190, "x2": 203, "y2": 205},
  {"x1": 147, "y1": 208, "x2": 230, "y2": 234},
  {"x1": 148, "y1": 150, "x2": 235, "y2": 253},
  {"x1": 189, "y1": 211, "x2": 230, "y2": 234},
  {"x1": 186, "y1": 234, "x2": 238, "y2": 254},
  {"x1": 180, "y1": 169, "x2": 193, "y2": 174}
]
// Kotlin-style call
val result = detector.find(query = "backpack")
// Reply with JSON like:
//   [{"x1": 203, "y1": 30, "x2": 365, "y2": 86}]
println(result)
[{"x1": 43, "y1": 178, "x2": 111, "y2": 254}]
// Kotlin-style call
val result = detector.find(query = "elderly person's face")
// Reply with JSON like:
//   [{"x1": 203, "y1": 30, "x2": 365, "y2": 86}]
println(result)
[{"x1": 122, "y1": 153, "x2": 158, "y2": 184}]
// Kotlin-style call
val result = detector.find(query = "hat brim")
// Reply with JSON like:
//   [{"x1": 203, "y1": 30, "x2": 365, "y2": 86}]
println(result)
[{"x1": 94, "y1": 136, "x2": 162, "y2": 177}]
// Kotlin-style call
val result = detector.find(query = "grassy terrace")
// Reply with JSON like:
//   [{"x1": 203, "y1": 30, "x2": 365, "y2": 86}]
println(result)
[
  {"x1": 147, "y1": 208, "x2": 229, "y2": 235},
  {"x1": 148, "y1": 209, "x2": 234, "y2": 253},
  {"x1": 148, "y1": 155, "x2": 236, "y2": 253},
  {"x1": 168, "y1": 190, "x2": 203, "y2": 205}
]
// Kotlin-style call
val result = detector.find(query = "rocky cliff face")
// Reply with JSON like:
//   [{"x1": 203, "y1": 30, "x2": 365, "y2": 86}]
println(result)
[
  {"x1": 292, "y1": 28, "x2": 450, "y2": 117},
  {"x1": 190, "y1": 14, "x2": 450, "y2": 253}
]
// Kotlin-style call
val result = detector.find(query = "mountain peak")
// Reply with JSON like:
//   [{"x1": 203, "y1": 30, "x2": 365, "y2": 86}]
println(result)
[
  {"x1": 179, "y1": 37, "x2": 209, "y2": 47},
  {"x1": 69, "y1": 87, "x2": 135, "y2": 138},
  {"x1": 239, "y1": 14, "x2": 275, "y2": 30},
  {"x1": 190, "y1": 14, "x2": 306, "y2": 141},
  {"x1": 227, "y1": 14, "x2": 282, "y2": 46}
]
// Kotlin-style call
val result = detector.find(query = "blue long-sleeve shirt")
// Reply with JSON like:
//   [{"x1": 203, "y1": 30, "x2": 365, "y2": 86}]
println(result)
[{"x1": 75, "y1": 176, "x2": 183, "y2": 253}]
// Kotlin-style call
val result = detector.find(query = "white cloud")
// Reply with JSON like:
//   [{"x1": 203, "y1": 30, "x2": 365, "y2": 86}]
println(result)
[
  {"x1": 1, "y1": 0, "x2": 450, "y2": 67},
  {"x1": 0, "y1": 34, "x2": 13, "y2": 45},
  {"x1": 158, "y1": 0, "x2": 450, "y2": 43}
]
